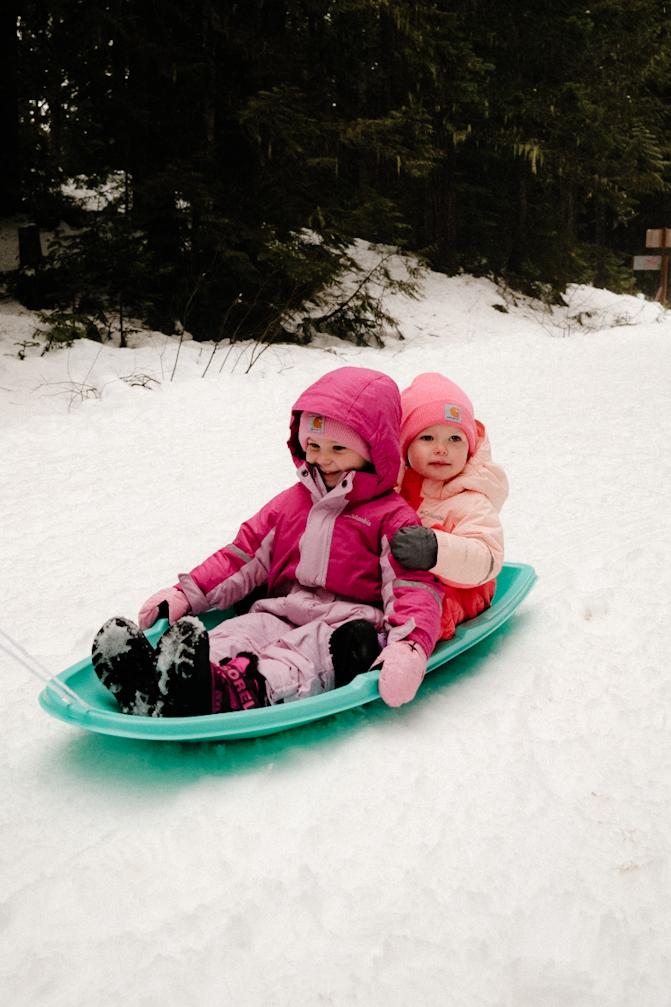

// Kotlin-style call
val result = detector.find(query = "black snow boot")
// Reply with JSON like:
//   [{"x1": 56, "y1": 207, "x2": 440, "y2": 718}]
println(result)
[
  {"x1": 153, "y1": 616, "x2": 212, "y2": 717},
  {"x1": 329, "y1": 619, "x2": 382, "y2": 689},
  {"x1": 92, "y1": 617, "x2": 159, "y2": 715}
]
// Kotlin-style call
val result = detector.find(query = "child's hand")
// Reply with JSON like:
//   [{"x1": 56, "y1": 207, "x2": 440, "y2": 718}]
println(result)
[
  {"x1": 138, "y1": 586, "x2": 190, "y2": 629},
  {"x1": 391, "y1": 526, "x2": 438, "y2": 570},
  {"x1": 375, "y1": 640, "x2": 427, "y2": 707}
]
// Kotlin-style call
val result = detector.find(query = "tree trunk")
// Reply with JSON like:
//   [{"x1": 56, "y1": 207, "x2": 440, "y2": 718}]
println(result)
[
  {"x1": 124, "y1": 3, "x2": 182, "y2": 327},
  {"x1": 594, "y1": 194, "x2": 607, "y2": 287},
  {"x1": 0, "y1": 4, "x2": 21, "y2": 215},
  {"x1": 429, "y1": 146, "x2": 458, "y2": 272},
  {"x1": 558, "y1": 162, "x2": 576, "y2": 283},
  {"x1": 18, "y1": 224, "x2": 43, "y2": 268},
  {"x1": 16, "y1": 225, "x2": 47, "y2": 308}
]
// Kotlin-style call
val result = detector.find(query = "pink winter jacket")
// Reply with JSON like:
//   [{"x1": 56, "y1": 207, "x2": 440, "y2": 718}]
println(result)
[
  {"x1": 399, "y1": 420, "x2": 509, "y2": 587},
  {"x1": 177, "y1": 367, "x2": 444, "y2": 659}
]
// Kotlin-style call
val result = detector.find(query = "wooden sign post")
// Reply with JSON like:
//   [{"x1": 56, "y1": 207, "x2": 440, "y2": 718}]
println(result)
[{"x1": 644, "y1": 228, "x2": 671, "y2": 303}]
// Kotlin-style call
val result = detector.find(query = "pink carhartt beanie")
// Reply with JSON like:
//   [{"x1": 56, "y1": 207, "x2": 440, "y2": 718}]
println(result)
[
  {"x1": 400, "y1": 372, "x2": 477, "y2": 458},
  {"x1": 298, "y1": 412, "x2": 371, "y2": 462}
]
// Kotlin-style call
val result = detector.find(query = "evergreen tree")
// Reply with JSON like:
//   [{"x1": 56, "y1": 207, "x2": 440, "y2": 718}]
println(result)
[{"x1": 5, "y1": 0, "x2": 671, "y2": 335}]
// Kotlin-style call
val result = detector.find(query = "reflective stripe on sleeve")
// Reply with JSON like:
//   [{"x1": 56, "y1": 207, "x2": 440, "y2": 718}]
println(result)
[{"x1": 394, "y1": 578, "x2": 443, "y2": 609}]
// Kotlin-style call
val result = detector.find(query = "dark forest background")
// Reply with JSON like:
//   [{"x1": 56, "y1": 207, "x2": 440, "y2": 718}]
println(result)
[{"x1": 2, "y1": 1, "x2": 671, "y2": 344}]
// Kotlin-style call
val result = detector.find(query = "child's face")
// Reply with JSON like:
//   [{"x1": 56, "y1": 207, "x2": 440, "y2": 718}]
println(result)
[
  {"x1": 305, "y1": 437, "x2": 368, "y2": 488},
  {"x1": 407, "y1": 423, "x2": 469, "y2": 480}
]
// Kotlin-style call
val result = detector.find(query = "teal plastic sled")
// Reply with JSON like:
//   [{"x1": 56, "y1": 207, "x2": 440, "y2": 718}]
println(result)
[{"x1": 39, "y1": 562, "x2": 536, "y2": 742}]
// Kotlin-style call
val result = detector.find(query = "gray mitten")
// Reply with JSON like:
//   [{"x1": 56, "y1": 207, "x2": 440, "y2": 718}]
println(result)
[{"x1": 390, "y1": 526, "x2": 438, "y2": 570}]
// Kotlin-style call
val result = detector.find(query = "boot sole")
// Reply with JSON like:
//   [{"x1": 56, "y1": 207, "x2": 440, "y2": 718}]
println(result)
[
  {"x1": 92, "y1": 617, "x2": 158, "y2": 715},
  {"x1": 155, "y1": 616, "x2": 211, "y2": 717}
]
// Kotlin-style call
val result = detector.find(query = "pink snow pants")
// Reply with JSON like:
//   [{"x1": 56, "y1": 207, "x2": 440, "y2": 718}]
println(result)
[{"x1": 207, "y1": 587, "x2": 385, "y2": 704}]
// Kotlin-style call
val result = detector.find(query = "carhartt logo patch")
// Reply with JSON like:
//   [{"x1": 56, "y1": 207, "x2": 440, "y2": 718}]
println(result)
[
  {"x1": 308, "y1": 414, "x2": 325, "y2": 434},
  {"x1": 444, "y1": 403, "x2": 461, "y2": 423}
]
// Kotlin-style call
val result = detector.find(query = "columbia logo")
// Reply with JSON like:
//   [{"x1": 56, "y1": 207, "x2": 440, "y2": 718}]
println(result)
[{"x1": 346, "y1": 513, "x2": 372, "y2": 527}]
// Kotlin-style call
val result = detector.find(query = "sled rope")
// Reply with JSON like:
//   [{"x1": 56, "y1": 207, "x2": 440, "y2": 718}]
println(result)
[{"x1": 0, "y1": 626, "x2": 89, "y2": 710}]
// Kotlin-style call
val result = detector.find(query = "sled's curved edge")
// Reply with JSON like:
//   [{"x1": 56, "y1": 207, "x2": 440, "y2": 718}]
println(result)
[{"x1": 39, "y1": 562, "x2": 537, "y2": 742}]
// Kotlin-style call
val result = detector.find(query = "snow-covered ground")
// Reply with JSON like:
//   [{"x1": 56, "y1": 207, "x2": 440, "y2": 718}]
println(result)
[{"x1": 1, "y1": 253, "x2": 670, "y2": 1006}]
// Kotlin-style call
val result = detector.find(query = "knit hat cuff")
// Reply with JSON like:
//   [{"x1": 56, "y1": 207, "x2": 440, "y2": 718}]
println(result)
[
  {"x1": 298, "y1": 412, "x2": 371, "y2": 462},
  {"x1": 401, "y1": 400, "x2": 476, "y2": 456}
]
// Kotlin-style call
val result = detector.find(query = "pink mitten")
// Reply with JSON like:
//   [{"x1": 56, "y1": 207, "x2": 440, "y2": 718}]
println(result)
[
  {"x1": 376, "y1": 640, "x2": 427, "y2": 708},
  {"x1": 138, "y1": 585, "x2": 190, "y2": 629}
]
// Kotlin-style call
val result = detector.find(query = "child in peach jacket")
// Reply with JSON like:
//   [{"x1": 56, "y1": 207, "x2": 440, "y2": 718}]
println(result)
[{"x1": 391, "y1": 372, "x2": 509, "y2": 639}]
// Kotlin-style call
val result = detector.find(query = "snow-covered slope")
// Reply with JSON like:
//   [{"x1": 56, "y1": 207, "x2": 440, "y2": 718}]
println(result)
[{"x1": 1, "y1": 260, "x2": 670, "y2": 1006}]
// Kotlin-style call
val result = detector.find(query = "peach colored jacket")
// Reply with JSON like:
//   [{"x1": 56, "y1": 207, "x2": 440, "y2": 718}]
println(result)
[{"x1": 400, "y1": 420, "x2": 508, "y2": 588}]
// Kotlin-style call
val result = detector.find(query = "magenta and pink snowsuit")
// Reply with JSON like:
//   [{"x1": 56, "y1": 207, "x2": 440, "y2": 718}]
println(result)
[{"x1": 176, "y1": 367, "x2": 443, "y2": 704}]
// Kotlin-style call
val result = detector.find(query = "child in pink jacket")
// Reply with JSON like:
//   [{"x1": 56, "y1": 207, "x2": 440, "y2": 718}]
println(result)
[
  {"x1": 92, "y1": 366, "x2": 444, "y2": 716},
  {"x1": 391, "y1": 372, "x2": 508, "y2": 639}
]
